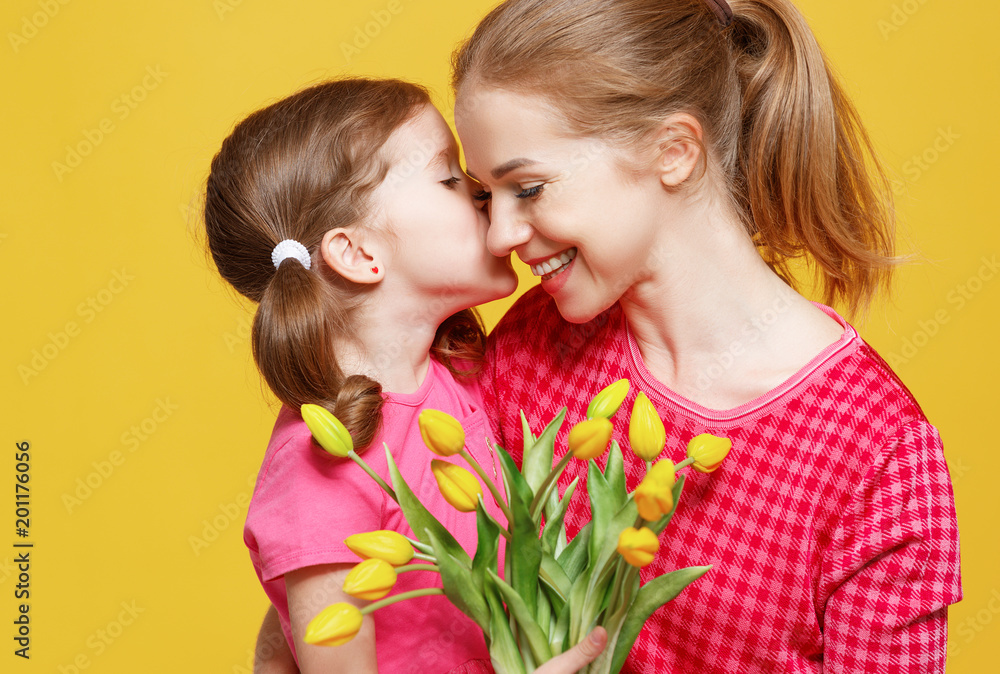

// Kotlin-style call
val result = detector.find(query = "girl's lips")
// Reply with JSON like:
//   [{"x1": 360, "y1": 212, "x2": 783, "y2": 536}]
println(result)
[{"x1": 540, "y1": 254, "x2": 575, "y2": 295}]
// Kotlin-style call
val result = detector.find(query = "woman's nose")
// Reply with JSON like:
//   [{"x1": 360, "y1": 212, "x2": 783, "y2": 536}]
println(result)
[{"x1": 486, "y1": 198, "x2": 532, "y2": 258}]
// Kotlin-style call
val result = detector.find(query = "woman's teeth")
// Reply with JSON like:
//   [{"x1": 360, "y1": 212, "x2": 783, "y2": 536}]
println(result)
[{"x1": 531, "y1": 248, "x2": 577, "y2": 279}]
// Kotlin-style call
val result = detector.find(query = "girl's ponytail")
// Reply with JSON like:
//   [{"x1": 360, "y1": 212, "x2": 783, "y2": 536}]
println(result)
[
  {"x1": 253, "y1": 257, "x2": 385, "y2": 450},
  {"x1": 728, "y1": 0, "x2": 897, "y2": 313}
]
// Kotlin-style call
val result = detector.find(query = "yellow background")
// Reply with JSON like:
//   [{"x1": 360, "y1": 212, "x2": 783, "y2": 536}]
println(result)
[{"x1": 1, "y1": 0, "x2": 996, "y2": 671}]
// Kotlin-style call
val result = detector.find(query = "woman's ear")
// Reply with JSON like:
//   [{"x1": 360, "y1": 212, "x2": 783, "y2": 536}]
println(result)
[
  {"x1": 320, "y1": 228, "x2": 384, "y2": 284},
  {"x1": 652, "y1": 113, "x2": 704, "y2": 189}
]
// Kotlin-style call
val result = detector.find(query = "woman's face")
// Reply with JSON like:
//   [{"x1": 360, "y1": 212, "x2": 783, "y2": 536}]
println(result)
[{"x1": 456, "y1": 88, "x2": 669, "y2": 323}]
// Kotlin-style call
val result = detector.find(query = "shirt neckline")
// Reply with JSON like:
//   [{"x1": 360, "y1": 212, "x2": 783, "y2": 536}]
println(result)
[
  {"x1": 624, "y1": 302, "x2": 859, "y2": 422},
  {"x1": 382, "y1": 358, "x2": 439, "y2": 408}
]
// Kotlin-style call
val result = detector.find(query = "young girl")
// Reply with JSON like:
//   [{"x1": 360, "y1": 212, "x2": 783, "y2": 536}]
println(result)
[
  {"x1": 205, "y1": 78, "x2": 606, "y2": 674},
  {"x1": 451, "y1": 0, "x2": 962, "y2": 672}
]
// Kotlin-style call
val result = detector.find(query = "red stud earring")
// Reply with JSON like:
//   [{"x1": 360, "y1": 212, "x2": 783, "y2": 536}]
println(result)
[{"x1": 371, "y1": 267, "x2": 379, "y2": 274}]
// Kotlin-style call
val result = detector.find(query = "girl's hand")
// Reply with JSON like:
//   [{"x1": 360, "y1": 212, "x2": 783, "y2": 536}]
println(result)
[{"x1": 533, "y1": 627, "x2": 607, "y2": 674}]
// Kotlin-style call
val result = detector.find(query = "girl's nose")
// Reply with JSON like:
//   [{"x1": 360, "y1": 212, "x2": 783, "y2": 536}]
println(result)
[{"x1": 486, "y1": 198, "x2": 532, "y2": 258}]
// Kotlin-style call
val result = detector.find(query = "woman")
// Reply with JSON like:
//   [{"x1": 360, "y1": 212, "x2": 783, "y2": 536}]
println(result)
[{"x1": 453, "y1": 0, "x2": 961, "y2": 672}]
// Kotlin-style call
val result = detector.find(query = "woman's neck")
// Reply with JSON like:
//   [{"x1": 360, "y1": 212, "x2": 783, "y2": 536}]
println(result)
[{"x1": 620, "y1": 200, "x2": 845, "y2": 410}]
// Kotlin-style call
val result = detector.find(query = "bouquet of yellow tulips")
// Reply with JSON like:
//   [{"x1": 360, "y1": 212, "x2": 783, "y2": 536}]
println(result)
[{"x1": 299, "y1": 380, "x2": 731, "y2": 673}]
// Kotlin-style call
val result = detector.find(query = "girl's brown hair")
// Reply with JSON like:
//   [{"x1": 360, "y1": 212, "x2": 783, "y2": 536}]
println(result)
[
  {"x1": 453, "y1": 0, "x2": 897, "y2": 314},
  {"x1": 204, "y1": 79, "x2": 486, "y2": 451}
]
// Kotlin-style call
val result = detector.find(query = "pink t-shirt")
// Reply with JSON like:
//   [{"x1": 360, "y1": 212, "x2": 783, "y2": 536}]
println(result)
[
  {"x1": 482, "y1": 286, "x2": 962, "y2": 673},
  {"x1": 244, "y1": 358, "x2": 501, "y2": 673}
]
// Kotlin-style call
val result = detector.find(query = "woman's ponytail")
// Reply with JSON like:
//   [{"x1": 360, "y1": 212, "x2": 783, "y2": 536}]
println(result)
[{"x1": 728, "y1": 0, "x2": 897, "y2": 313}]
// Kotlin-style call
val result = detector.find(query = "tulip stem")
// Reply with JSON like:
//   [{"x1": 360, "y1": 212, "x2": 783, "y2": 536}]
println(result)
[
  {"x1": 360, "y1": 587, "x2": 445, "y2": 614},
  {"x1": 460, "y1": 448, "x2": 513, "y2": 524},
  {"x1": 348, "y1": 451, "x2": 397, "y2": 502},
  {"x1": 674, "y1": 457, "x2": 695, "y2": 472},
  {"x1": 413, "y1": 552, "x2": 437, "y2": 562},
  {"x1": 395, "y1": 564, "x2": 440, "y2": 574},
  {"x1": 529, "y1": 451, "x2": 574, "y2": 519}
]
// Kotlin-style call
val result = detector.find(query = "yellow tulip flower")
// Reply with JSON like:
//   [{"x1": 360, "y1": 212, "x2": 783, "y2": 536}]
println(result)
[
  {"x1": 628, "y1": 392, "x2": 666, "y2": 461},
  {"x1": 617, "y1": 526, "x2": 660, "y2": 568},
  {"x1": 687, "y1": 434, "x2": 732, "y2": 473},
  {"x1": 633, "y1": 460, "x2": 676, "y2": 522},
  {"x1": 301, "y1": 404, "x2": 353, "y2": 458},
  {"x1": 344, "y1": 530, "x2": 414, "y2": 566},
  {"x1": 586, "y1": 379, "x2": 630, "y2": 420},
  {"x1": 304, "y1": 602, "x2": 363, "y2": 647},
  {"x1": 343, "y1": 558, "x2": 397, "y2": 601},
  {"x1": 567, "y1": 417, "x2": 614, "y2": 461},
  {"x1": 430, "y1": 459, "x2": 482, "y2": 512},
  {"x1": 418, "y1": 409, "x2": 466, "y2": 457}
]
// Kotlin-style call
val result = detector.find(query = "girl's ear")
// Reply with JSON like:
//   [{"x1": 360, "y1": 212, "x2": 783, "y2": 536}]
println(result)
[
  {"x1": 320, "y1": 228, "x2": 384, "y2": 284},
  {"x1": 651, "y1": 113, "x2": 704, "y2": 189}
]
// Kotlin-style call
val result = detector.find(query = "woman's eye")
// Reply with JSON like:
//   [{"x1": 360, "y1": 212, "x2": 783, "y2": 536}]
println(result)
[
  {"x1": 441, "y1": 176, "x2": 461, "y2": 188},
  {"x1": 472, "y1": 189, "x2": 492, "y2": 202},
  {"x1": 516, "y1": 184, "x2": 544, "y2": 199}
]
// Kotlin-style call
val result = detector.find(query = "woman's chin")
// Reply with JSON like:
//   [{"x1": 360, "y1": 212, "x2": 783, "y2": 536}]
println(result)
[{"x1": 552, "y1": 293, "x2": 608, "y2": 325}]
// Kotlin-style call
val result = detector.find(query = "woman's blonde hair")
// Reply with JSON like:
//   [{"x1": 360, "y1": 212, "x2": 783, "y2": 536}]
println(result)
[
  {"x1": 204, "y1": 79, "x2": 486, "y2": 451},
  {"x1": 453, "y1": 0, "x2": 897, "y2": 314}
]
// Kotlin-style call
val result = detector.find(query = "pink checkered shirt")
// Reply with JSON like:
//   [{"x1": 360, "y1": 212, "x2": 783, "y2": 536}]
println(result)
[{"x1": 482, "y1": 287, "x2": 962, "y2": 673}]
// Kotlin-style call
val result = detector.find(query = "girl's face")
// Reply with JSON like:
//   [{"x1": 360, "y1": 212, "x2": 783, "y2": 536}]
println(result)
[
  {"x1": 375, "y1": 104, "x2": 517, "y2": 314},
  {"x1": 455, "y1": 88, "x2": 669, "y2": 324}
]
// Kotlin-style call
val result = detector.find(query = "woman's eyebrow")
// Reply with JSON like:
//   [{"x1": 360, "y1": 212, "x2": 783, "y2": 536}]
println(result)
[{"x1": 491, "y1": 158, "x2": 538, "y2": 180}]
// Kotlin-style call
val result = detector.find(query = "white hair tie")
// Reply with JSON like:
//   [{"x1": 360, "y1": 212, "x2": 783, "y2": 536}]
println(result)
[{"x1": 271, "y1": 239, "x2": 311, "y2": 270}]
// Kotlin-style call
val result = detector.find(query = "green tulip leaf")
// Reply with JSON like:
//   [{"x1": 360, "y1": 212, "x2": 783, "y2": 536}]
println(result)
[
  {"x1": 425, "y1": 528, "x2": 490, "y2": 631},
  {"x1": 521, "y1": 407, "x2": 566, "y2": 496},
  {"x1": 604, "y1": 440, "x2": 627, "y2": 508},
  {"x1": 383, "y1": 444, "x2": 470, "y2": 567},
  {"x1": 484, "y1": 576, "x2": 527, "y2": 674},
  {"x1": 489, "y1": 570, "x2": 554, "y2": 665},
  {"x1": 607, "y1": 565, "x2": 713, "y2": 674},
  {"x1": 541, "y1": 477, "x2": 578, "y2": 554},
  {"x1": 585, "y1": 461, "x2": 617, "y2": 568},
  {"x1": 538, "y1": 551, "x2": 571, "y2": 608},
  {"x1": 556, "y1": 521, "x2": 591, "y2": 578},
  {"x1": 472, "y1": 498, "x2": 500, "y2": 596}
]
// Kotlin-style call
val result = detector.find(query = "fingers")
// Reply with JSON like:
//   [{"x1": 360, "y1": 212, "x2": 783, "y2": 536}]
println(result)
[{"x1": 576, "y1": 626, "x2": 608, "y2": 661}]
